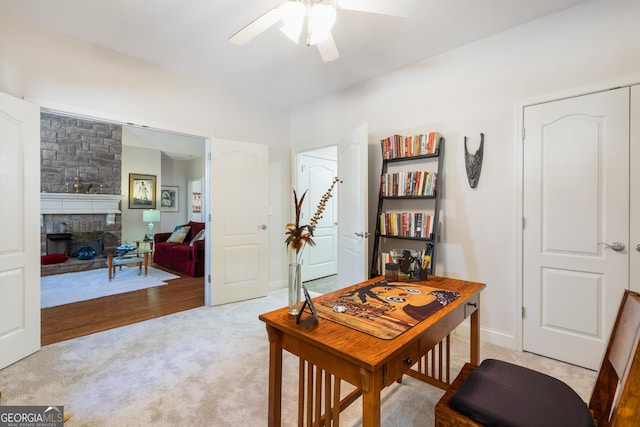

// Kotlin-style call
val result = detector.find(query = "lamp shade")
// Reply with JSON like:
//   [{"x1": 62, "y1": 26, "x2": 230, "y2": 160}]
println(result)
[{"x1": 143, "y1": 209, "x2": 160, "y2": 223}]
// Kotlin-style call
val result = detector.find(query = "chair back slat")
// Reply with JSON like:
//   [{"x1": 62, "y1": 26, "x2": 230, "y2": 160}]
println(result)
[
  {"x1": 608, "y1": 294, "x2": 640, "y2": 378},
  {"x1": 589, "y1": 291, "x2": 640, "y2": 427}
]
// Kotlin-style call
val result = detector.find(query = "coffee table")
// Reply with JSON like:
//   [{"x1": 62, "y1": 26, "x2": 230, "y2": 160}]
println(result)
[{"x1": 106, "y1": 251, "x2": 150, "y2": 281}]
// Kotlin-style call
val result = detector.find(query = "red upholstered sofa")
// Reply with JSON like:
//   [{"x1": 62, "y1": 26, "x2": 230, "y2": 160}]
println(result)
[{"x1": 153, "y1": 221, "x2": 205, "y2": 277}]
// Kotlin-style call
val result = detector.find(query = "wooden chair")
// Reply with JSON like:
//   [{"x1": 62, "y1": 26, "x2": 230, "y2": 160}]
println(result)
[{"x1": 435, "y1": 289, "x2": 640, "y2": 427}]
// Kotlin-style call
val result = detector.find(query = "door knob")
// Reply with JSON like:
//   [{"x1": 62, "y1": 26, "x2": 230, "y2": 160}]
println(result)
[
  {"x1": 354, "y1": 231, "x2": 371, "y2": 238},
  {"x1": 636, "y1": 244, "x2": 640, "y2": 253},
  {"x1": 599, "y1": 242, "x2": 625, "y2": 252},
  {"x1": 259, "y1": 224, "x2": 267, "y2": 230}
]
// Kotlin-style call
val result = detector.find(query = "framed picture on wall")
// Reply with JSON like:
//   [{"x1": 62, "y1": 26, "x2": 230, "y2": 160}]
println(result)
[
  {"x1": 161, "y1": 185, "x2": 179, "y2": 212},
  {"x1": 192, "y1": 192, "x2": 201, "y2": 213},
  {"x1": 129, "y1": 173, "x2": 156, "y2": 209}
]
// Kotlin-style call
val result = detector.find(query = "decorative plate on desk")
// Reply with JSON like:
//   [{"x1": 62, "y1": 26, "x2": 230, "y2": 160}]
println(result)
[{"x1": 313, "y1": 280, "x2": 460, "y2": 339}]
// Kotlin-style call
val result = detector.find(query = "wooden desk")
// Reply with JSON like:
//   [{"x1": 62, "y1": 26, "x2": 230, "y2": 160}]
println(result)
[{"x1": 259, "y1": 275, "x2": 485, "y2": 427}]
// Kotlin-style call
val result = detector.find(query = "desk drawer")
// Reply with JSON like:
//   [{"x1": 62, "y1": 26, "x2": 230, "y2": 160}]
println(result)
[{"x1": 384, "y1": 341, "x2": 421, "y2": 386}]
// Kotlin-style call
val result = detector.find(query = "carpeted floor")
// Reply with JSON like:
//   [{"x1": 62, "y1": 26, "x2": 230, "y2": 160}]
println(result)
[
  {"x1": 41, "y1": 266, "x2": 180, "y2": 308},
  {"x1": 0, "y1": 288, "x2": 596, "y2": 426}
]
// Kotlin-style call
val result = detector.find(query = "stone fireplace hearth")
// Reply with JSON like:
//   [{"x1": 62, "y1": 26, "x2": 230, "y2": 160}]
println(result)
[{"x1": 41, "y1": 193, "x2": 122, "y2": 276}]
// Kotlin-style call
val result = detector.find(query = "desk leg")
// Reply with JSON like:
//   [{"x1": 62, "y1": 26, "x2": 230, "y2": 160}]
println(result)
[
  {"x1": 470, "y1": 298, "x2": 480, "y2": 365},
  {"x1": 360, "y1": 369, "x2": 382, "y2": 427},
  {"x1": 266, "y1": 326, "x2": 283, "y2": 427}
]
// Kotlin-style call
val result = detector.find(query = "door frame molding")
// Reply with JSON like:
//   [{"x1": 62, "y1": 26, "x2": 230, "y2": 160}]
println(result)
[{"x1": 515, "y1": 75, "x2": 640, "y2": 352}]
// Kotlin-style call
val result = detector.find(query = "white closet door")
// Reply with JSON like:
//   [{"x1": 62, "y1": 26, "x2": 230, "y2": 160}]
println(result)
[{"x1": 523, "y1": 88, "x2": 630, "y2": 370}]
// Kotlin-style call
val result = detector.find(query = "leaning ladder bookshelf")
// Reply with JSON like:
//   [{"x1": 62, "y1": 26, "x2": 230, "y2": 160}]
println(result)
[{"x1": 370, "y1": 134, "x2": 445, "y2": 278}]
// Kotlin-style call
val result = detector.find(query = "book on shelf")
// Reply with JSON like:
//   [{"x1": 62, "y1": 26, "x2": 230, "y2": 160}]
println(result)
[
  {"x1": 380, "y1": 132, "x2": 442, "y2": 159},
  {"x1": 380, "y1": 171, "x2": 438, "y2": 197},
  {"x1": 379, "y1": 211, "x2": 433, "y2": 239}
]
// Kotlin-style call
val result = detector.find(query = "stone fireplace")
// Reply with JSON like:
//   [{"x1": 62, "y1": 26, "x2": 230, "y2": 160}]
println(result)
[
  {"x1": 41, "y1": 194, "x2": 123, "y2": 276},
  {"x1": 40, "y1": 112, "x2": 124, "y2": 276}
]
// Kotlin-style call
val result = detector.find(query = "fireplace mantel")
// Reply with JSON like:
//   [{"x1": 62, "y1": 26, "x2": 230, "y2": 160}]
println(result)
[{"x1": 41, "y1": 193, "x2": 122, "y2": 214}]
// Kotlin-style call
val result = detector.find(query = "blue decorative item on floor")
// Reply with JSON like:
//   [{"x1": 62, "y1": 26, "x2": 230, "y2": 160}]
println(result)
[{"x1": 77, "y1": 244, "x2": 97, "y2": 260}]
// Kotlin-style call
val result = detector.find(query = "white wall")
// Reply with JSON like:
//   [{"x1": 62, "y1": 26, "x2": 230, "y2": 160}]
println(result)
[
  {"x1": 158, "y1": 156, "x2": 204, "y2": 232},
  {"x1": 0, "y1": 15, "x2": 290, "y2": 147},
  {"x1": 121, "y1": 146, "x2": 162, "y2": 244},
  {"x1": 0, "y1": 13, "x2": 292, "y2": 288},
  {"x1": 289, "y1": 0, "x2": 640, "y2": 347}
]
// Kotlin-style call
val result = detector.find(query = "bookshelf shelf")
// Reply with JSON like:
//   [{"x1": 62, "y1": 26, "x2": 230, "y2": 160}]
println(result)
[
  {"x1": 378, "y1": 235, "x2": 435, "y2": 242},
  {"x1": 380, "y1": 195, "x2": 436, "y2": 200}
]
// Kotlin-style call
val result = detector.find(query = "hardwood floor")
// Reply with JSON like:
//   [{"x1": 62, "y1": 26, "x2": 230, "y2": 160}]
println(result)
[{"x1": 41, "y1": 264, "x2": 204, "y2": 346}]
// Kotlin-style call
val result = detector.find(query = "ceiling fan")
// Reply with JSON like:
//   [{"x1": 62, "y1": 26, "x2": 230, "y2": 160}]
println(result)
[{"x1": 229, "y1": 0, "x2": 416, "y2": 62}]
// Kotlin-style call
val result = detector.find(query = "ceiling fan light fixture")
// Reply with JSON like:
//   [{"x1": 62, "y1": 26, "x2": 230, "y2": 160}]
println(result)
[
  {"x1": 307, "y1": 3, "x2": 336, "y2": 46},
  {"x1": 231, "y1": 0, "x2": 415, "y2": 61},
  {"x1": 279, "y1": 1, "x2": 305, "y2": 43}
]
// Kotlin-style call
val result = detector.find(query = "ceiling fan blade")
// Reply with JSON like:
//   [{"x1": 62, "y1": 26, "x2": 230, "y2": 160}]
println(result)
[
  {"x1": 229, "y1": 6, "x2": 283, "y2": 45},
  {"x1": 337, "y1": 0, "x2": 416, "y2": 17},
  {"x1": 317, "y1": 34, "x2": 340, "y2": 62}
]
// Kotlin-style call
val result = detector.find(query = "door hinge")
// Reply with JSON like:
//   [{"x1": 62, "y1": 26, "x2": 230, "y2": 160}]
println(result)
[
  {"x1": 208, "y1": 152, "x2": 211, "y2": 161},
  {"x1": 522, "y1": 128, "x2": 526, "y2": 141},
  {"x1": 522, "y1": 217, "x2": 526, "y2": 229},
  {"x1": 522, "y1": 306, "x2": 526, "y2": 318},
  {"x1": 208, "y1": 274, "x2": 211, "y2": 283}
]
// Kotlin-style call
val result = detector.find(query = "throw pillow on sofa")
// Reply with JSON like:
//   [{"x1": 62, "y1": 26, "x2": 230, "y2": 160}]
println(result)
[
  {"x1": 166, "y1": 225, "x2": 191, "y2": 243},
  {"x1": 189, "y1": 229, "x2": 205, "y2": 247}
]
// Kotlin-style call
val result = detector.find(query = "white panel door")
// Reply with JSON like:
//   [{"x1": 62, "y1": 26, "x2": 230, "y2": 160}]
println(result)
[
  {"x1": 523, "y1": 88, "x2": 629, "y2": 369},
  {"x1": 297, "y1": 153, "x2": 338, "y2": 282},
  {"x1": 631, "y1": 84, "x2": 640, "y2": 293},
  {"x1": 210, "y1": 139, "x2": 269, "y2": 305},
  {"x1": 337, "y1": 123, "x2": 368, "y2": 287},
  {"x1": 0, "y1": 92, "x2": 40, "y2": 368}
]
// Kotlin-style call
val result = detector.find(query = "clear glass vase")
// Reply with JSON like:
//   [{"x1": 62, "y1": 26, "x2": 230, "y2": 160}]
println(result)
[{"x1": 288, "y1": 263, "x2": 302, "y2": 315}]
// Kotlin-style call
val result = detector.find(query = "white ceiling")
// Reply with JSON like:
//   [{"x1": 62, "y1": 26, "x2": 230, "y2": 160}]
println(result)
[
  {"x1": 123, "y1": 126, "x2": 205, "y2": 160},
  {"x1": 2, "y1": 0, "x2": 588, "y2": 109}
]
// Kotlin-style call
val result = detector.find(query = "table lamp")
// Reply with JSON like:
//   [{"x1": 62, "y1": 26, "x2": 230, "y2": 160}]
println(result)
[{"x1": 142, "y1": 209, "x2": 160, "y2": 241}]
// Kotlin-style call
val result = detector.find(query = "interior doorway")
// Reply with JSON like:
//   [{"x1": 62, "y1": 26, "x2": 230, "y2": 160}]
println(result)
[
  {"x1": 295, "y1": 146, "x2": 338, "y2": 284},
  {"x1": 39, "y1": 110, "x2": 209, "y2": 342}
]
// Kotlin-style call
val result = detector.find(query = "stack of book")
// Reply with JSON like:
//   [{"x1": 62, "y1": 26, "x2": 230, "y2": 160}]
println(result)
[
  {"x1": 379, "y1": 212, "x2": 434, "y2": 239},
  {"x1": 380, "y1": 132, "x2": 441, "y2": 159},
  {"x1": 380, "y1": 171, "x2": 437, "y2": 197}
]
